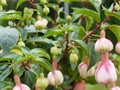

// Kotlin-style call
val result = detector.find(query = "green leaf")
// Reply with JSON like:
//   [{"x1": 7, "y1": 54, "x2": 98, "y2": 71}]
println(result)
[
  {"x1": 85, "y1": 16, "x2": 93, "y2": 31},
  {"x1": 104, "y1": 25, "x2": 120, "y2": 41},
  {"x1": 0, "y1": 10, "x2": 22, "y2": 20},
  {"x1": 22, "y1": 71, "x2": 36, "y2": 89},
  {"x1": 30, "y1": 48, "x2": 51, "y2": 60},
  {"x1": 88, "y1": 42, "x2": 100, "y2": 69},
  {"x1": 0, "y1": 81, "x2": 12, "y2": 90},
  {"x1": 0, "y1": 26, "x2": 19, "y2": 52},
  {"x1": 73, "y1": 8, "x2": 101, "y2": 23},
  {"x1": 27, "y1": 37, "x2": 54, "y2": 44},
  {"x1": 0, "y1": 67, "x2": 12, "y2": 81},
  {"x1": 72, "y1": 40, "x2": 88, "y2": 54},
  {"x1": 44, "y1": 28, "x2": 64, "y2": 37},
  {"x1": 16, "y1": 0, "x2": 27, "y2": 9},
  {"x1": 0, "y1": 52, "x2": 18, "y2": 61},
  {"x1": 34, "y1": 58, "x2": 52, "y2": 71},
  {"x1": 104, "y1": 10, "x2": 120, "y2": 20}
]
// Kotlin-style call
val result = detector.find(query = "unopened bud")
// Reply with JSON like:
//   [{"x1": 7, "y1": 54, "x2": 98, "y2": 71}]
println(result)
[
  {"x1": 50, "y1": 46, "x2": 59, "y2": 56},
  {"x1": 69, "y1": 53, "x2": 78, "y2": 64},
  {"x1": 115, "y1": 42, "x2": 120, "y2": 54},
  {"x1": 43, "y1": 6, "x2": 50, "y2": 15}
]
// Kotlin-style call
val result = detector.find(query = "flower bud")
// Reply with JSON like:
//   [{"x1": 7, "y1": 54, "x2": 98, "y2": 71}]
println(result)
[
  {"x1": 0, "y1": 0, "x2": 7, "y2": 6},
  {"x1": 69, "y1": 53, "x2": 78, "y2": 64},
  {"x1": 50, "y1": 46, "x2": 59, "y2": 56},
  {"x1": 110, "y1": 86, "x2": 120, "y2": 90},
  {"x1": 115, "y1": 3, "x2": 120, "y2": 11},
  {"x1": 36, "y1": 78, "x2": 49, "y2": 90},
  {"x1": 35, "y1": 17, "x2": 48, "y2": 30},
  {"x1": 115, "y1": 42, "x2": 120, "y2": 54},
  {"x1": 41, "y1": 0, "x2": 48, "y2": 4},
  {"x1": 18, "y1": 41, "x2": 25, "y2": 46},
  {"x1": 13, "y1": 84, "x2": 31, "y2": 90},
  {"x1": 66, "y1": 15, "x2": 72, "y2": 21},
  {"x1": 95, "y1": 37, "x2": 113, "y2": 53},
  {"x1": 78, "y1": 62, "x2": 95, "y2": 78},
  {"x1": 95, "y1": 53, "x2": 117, "y2": 86},
  {"x1": 47, "y1": 70, "x2": 64, "y2": 86},
  {"x1": 43, "y1": 6, "x2": 50, "y2": 15}
]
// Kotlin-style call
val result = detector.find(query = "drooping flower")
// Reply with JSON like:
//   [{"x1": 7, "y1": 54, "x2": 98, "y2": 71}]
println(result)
[
  {"x1": 78, "y1": 62, "x2": 95, "y2": 78},
  {"x1": 13, "y1": 75, "x2": 30, "y2": 90},
  {"x1": 95, "y1": 52, "x2": 117, "y2": 86},
  {"x1": 110, "y1": 86, "x2": 120, "y2": 90},
  {"x1": 95, "y1": 30, "x2": 113, "y2": 53},
  {"x1": 47, "y1": 70, "x2": 64, "y2": 86},
  {"x1": 115, "y1": 42, "x2": 120, "y2": 54}
]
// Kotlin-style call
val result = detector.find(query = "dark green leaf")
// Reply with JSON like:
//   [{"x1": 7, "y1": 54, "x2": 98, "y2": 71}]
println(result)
[
  {"x1": 88, "y1": 42, "x2": 100, "y2": 69},
  {"x1": 104, "y1": 25, "x2": 120, "y2": 41},
  {"x1": 22, "y1": 71, "x2": 36, "y2": 89},
  {"x1": 0, "y1": 26, "x2": 19, "y2": 52},
  {"x1": 0, "y1": 67, "x2": 12, "y2": 81},
  {"x1": 73, "y1": 8, "x2": 101, "y2": 22},
  {"x1": 0, "y1": 81, "x2": 12, "y2": 90},
  {"x1": 72, "y1": 40, "x2": 88, "y2": 54},
  {"x1": 34, "y1": 58, "x2": 52, "y2": 71}
]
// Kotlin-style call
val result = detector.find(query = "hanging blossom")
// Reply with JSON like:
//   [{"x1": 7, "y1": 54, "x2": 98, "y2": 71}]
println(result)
[{"x1": 95, "y1": 52, "x2": 117, "y2": 86}]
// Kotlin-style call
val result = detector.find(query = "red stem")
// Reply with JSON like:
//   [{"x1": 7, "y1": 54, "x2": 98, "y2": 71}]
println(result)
[
  {"x1": 14, "y1": 74, "x2": 21, "y2": 85},
  {"x1": 52, "y1": 59, "x2": 57, "y2": 70}
]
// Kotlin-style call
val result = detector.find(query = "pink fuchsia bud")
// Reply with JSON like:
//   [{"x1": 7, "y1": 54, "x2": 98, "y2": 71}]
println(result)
[
  {"x1": 95, "y1": 30, "x2": 113, "y2": 53},
  {"x1": 13, "y1": 84, "x2": 31, "y2": 90},
  {"x1": 115, "y1": 42, "x2": 120, "y2": 54},
  {"x1": 78, "y1": 62, "x2": 95, "y2": 78},
  {"x1": 47, "y1": 70, "x2": 64, "y2": 86},
  {"x1": 95, "y1": 38, "x2": 113, "y2": 53},
  {"x1": 95, "y1": 52, "x2": 117, "y2": 86}
]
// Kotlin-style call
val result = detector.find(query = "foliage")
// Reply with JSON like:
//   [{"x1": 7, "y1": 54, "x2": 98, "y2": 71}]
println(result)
[{"x1": 0, "y1": 0, "x2": 120, "y2": 90}]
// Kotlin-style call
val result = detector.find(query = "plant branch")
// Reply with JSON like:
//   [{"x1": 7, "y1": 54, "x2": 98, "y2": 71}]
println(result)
[
  {"x1": 82, "y1": 6, "x2": 115, "y2": 41},
  {"x1": 53, "y1": 0, "x2": 60, "y2": 26}
]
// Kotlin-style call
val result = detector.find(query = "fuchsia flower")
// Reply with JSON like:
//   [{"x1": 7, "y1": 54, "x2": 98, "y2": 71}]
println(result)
[
  {"x1": 13, "y1": 75, "x2": 30, "y2": 90},
  {"x1": 95, "y1": 52, "x2": 117, "y2": 86},
  {"x1": 110, "y1": 86, "x2": 120, "y2": 90},
  {"x1": 115, "y1": 42, "x2": 120, "y2": 54},
  {"x1": 47, "y1": 70, "x2": 64, "y2": 86},
  {"x1": 78, "y1": 62, "x2": 95, "y2": 78}
]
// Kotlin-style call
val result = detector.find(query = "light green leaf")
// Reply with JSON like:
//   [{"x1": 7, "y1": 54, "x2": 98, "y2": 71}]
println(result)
[
  {"x1": 16, "y1": 0, "x2": 27, "y2": 9},
  {"x1": 73, "y1": 8, "x2": 101, "y2": 22},
  {"x1": 85, "y1": 16, "x2": 93, "y2": 31},
  {"x1": 27, "y1": 37, "x2": 53, "y2": 44},
  {"x1": 104, "y1": 25, "x2": 120, "y2": 41},
  {"x1": 30, "y1": 48, "x2": 51, "y2": 60},
  {"x1": 44, "y1": 29, "x2": 64, "y2": 37},
  {"x1": 104, "y1": 10, "x2": 120, "y2": 20},
  {"x1": 34, "y1": 58, "x2": 52, "y2": 71}
]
